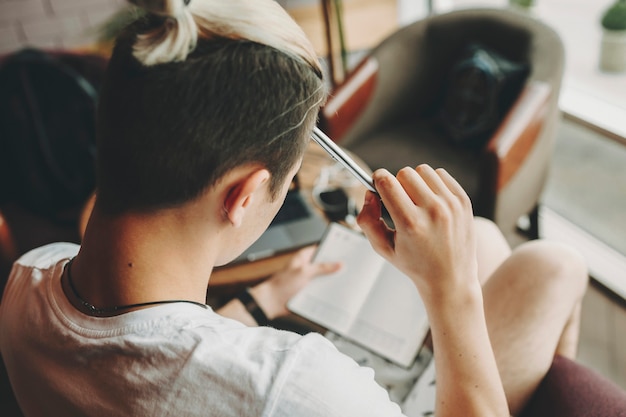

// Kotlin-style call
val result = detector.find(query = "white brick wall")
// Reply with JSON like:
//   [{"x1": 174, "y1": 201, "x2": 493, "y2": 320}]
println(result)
[
  {"x1": 0, "y1": 0, "x2": 126, "y2": 54},
  {"x1": 0, "y1": 0, "x2": 323, "y2": 55}
]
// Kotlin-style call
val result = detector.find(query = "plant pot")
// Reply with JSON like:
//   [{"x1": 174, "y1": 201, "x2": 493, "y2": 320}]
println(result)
[{"x1": 600, "y1": 29, "x2": 626, "y2": 73}]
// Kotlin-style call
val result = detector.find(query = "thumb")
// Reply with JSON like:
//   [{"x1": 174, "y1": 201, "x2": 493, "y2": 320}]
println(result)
[
  {"x1": 313, "y1": 261, "x2": 343, "y2": 277},
  {"x1": 357, "y1": 192, "x2": 395, "y2": 259}
]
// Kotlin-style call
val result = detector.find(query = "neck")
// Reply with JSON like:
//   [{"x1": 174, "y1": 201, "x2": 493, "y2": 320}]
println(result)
[{"x1": 70, "y1": 204, "x2": 221, "y2": 311}]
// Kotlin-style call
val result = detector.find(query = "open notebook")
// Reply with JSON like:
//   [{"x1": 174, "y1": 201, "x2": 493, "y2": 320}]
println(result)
[{"x1": 288, "y1": 222, "x2": 430, "y2": 368}]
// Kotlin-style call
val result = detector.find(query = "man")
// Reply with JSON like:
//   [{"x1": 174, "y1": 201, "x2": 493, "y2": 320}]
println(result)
[{"x1": 0, "y1": 0, "x2": 587, "y2": 415}]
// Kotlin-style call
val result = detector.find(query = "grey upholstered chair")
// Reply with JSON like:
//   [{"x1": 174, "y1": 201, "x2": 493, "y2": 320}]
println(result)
[{"x1": 319, "y1": 8, "x2": 565, "y2": 238}]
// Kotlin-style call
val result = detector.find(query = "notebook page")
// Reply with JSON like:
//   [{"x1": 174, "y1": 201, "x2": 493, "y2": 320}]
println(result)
[
  {"x1": 349, "y1": 262, "x2": 429, "y2": 367},
  {"x1": 288, "y1": 223, "x2": 384, "y2": 334}
]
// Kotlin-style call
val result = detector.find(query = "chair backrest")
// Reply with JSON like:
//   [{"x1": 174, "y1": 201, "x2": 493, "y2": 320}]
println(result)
[
  {"x1": 337, "y1": 8, "x2": 564, "y2": 149},
  {"x1": 0, "y1": 49, "x2": 104, "y2": 219},
  {"x1": 0, "y1": 49, "x2": 108, "y2": 274}
]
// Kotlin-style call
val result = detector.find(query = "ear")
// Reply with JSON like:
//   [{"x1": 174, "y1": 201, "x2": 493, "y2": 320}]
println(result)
[{"x1": 223, "y1": 168, "x2": 271, "y2": 227}]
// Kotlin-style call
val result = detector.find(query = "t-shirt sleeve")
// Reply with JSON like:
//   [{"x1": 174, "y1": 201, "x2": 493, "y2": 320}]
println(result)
[
  {"x1": 267, "y1": 332, "x2": 407, "y2": 417},
  {"x1": 14, "y1": 242, "x2": 79, "y2": 269},
  {"x1": 2, "y1": 243, "x2": 79, "y2": 305}
]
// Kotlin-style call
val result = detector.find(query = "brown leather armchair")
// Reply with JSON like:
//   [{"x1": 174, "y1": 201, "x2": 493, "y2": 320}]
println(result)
[
  {"x1": 0, "y1": 211, "x2": 18, "y2": 283},
  {"x1": 319, "y1": 8, "x2": 565, "y2": 238},
  {"x1": 520, "y1": 354, "x2": 626, "y2": 417}
]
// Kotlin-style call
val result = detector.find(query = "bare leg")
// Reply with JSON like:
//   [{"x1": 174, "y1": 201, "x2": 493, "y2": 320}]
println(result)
[
  {"x1": 481, "y1": 239, "x2": 588, "y2": 415},
  {"x1": 428, "y1": 218, "x2": 587, "y2": 414},
  {"x1": 474, "y1": 217, "x2": 511, "y2": 283},
  {"x1": 472, "y1": 218, "x2": 588, "y2": 413}
]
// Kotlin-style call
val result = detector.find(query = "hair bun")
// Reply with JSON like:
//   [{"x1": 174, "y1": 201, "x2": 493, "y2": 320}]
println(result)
[
  {"x1": 126, "y1": 0, "x2": 322, "y2": 75},
  {"x1": 128, "y1": 0, "x2": 197, "y2": 66},
  {"x1": 129, "y1": 0, "x2": 188, "y2": 17}
]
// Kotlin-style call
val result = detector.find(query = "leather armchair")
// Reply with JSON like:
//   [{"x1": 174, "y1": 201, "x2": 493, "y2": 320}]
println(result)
[
  {"x1": 520, "y1": 355, "x2": 626, "y2": 417},
  {"x1": 0, "y1": 211, "x2": 18, "y2": 288},
  {"x1": 319, "y1": 8, "x2": 565, "y2": 238}
]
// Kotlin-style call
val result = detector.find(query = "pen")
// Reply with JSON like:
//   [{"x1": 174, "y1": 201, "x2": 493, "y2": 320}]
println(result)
[
  {"x1": 311, "y1": 127, "x2": 378, "y2": 195},
  {"x1": 311, "y1": 127, "x2": 393, "y2": 226}
]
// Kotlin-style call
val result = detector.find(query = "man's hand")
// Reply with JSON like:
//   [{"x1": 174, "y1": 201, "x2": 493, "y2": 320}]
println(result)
[
  {"x1": 357, "y1": 165, "x2": 478, "y2": 300},
  {"x1": 249, "y1": 246, "x2": 342, "y2": 320},
  {"x1": 357, "y1": 165, "x2": 509, "y2": 417}
]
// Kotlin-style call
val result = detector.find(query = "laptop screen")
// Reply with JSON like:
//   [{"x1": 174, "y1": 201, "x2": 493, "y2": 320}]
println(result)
[{"x1": 228, "y1": 175, "x2": 327, "y2": 264}]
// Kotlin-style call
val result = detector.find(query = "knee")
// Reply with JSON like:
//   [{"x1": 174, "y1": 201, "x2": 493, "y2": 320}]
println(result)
[
  {"x1": 474, "y1": 217, "x2": 509, "y2": 249},
  {"x1": 474, "y1": 217, "x2": 501, "y2": 238},
  {"x1": 513, "y1": 240, "x2": 589, "y2": 299}
]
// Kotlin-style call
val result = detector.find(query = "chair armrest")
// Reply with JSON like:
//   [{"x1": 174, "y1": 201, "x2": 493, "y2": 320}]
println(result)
[
  {"x1": 0, "y1": 210, "x2": 18, "y2": 267},
  {"x1": 319, "y1": 57, "x2": 379, "y2": 141},
  {"x1": 484, "y1": 81, "x2": 552, "y2": 191},
  {"x1": 520, "y1": 355, "x2": 626, "y2": 417}
]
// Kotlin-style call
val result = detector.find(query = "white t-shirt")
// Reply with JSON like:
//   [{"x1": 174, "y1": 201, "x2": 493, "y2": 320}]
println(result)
[{"x1": 0, "y1": 243, "x2": 406, "y2": 417}]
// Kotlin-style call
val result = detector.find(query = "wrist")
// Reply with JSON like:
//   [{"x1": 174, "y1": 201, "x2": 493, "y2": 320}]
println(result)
[
  {"x1": 420, "y1": 278, "x2": 484, "y2": 316},
  {"x1": 235, "y1": 288, "x2": 270, "y2": 326},
  {"x1": 248, "y1": 282, "x2": 286, "y2": 320}
]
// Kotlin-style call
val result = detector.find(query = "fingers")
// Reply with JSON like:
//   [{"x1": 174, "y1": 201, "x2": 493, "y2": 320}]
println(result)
[
  {"x1": 371, "y1": 169, "x2": 418, "y2": 226},
  {"x1": 290, "y1": 246, "x2": 316, "y2": 267},
  {"x1": 377, "y1": 165, "x2": 470, "y2": 219},
  {"x1": 314, "y1": 260, "x2": 343, "y2": 276},
  {"x1": 357, "y1": 165, "x2": 471, "y2": 256},
  {"x1": 404, "y1": 166, "x2": 452, "y2": 200},
  {"x1": 291, "y1": 246, "x2": 341, "y2": 277},
  {"x1": 397, "y1": 165, "x2": 466, "y2": 207},
  {"x1": 357, "y1": 189, "x2": 396, "y2": 259},
  {"x1": 436, "y1": 167, "x2": 471, "y2": 206}
]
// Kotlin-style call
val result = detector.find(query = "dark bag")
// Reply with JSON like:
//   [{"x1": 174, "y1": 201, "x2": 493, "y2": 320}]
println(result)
[
  {"x1": 438, "y1": 43, "x2": 530, "y2": 149},
  {"x1": 0, "y1": 48, "x2": 106, "y2": 223}
]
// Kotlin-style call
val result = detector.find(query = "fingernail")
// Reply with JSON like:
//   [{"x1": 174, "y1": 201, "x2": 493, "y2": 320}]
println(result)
[{"x1": 363, "y1": 191, "x2": 375, "y2": 205}]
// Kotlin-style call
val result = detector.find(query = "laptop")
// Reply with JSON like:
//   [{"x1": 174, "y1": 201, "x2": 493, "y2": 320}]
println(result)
[{"x1": 229, "y1": 176, "x2": 327, "y2": 264}]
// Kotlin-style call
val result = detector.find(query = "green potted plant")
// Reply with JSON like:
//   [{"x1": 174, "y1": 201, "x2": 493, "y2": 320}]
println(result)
[
  {"x1": 509, "y1": 0, "x2": 537, "y2": 15},
  {"x1": 600, "y1": 0, "x2": 626, "y2": 72},
  {"x1": 508, "y1": 0, "x2": 535, "y2": 12}
]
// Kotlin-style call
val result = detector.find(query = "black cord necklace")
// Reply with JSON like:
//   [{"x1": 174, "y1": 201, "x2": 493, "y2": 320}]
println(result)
[{"x1": 64, "y1": 259, "x2": 208, "y2": 316}]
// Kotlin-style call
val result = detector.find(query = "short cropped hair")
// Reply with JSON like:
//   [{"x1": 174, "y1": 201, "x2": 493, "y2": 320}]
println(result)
[{"x1": 95, "y1": 0, "x2": 326, "y2": 214}]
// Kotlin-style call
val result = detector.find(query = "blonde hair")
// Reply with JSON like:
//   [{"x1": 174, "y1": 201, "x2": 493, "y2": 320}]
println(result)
[{"x1": 128, "y1": 0, "x2": 321, "y2": 75}]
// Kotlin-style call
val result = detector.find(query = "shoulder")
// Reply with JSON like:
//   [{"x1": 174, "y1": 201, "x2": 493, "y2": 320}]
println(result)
[
  {"x1": 2, "y1": 242, "x2": 78, "y2": 299},
  {"x1": 14, "y1": 243, "x2": 79, "y2": 270},
  {"x1": 1, "y1": 242, "x2": 77, "y2": 304},
  {"x1": 178, "y1": 324, "x2": 403, "y2": 416},
  {"x1": 249, "y1": 330, "x2": 404, "y2": 416}
]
